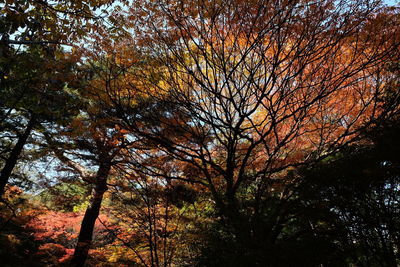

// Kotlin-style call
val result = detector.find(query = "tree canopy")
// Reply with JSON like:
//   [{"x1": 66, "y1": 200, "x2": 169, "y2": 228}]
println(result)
[{"x1": 0, "y1": 0, "x2": 399, "y2": 266}]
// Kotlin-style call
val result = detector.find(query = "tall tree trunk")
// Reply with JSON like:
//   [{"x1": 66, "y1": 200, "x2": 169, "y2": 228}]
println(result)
[
  {"x1": 0, "y1": 114, "x2": 35, "y2": 197},
  {"x1": 71, "y1": 163, "x2": 111, "y2": 267}
]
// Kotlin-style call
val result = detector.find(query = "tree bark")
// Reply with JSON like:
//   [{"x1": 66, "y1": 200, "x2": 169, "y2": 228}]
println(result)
[
  {"x1": 0, "y1": 114, "x2": 35, "y2": 197},
  {"x1": 71, "y1": 163, "x2": 111, "y2": 267}
]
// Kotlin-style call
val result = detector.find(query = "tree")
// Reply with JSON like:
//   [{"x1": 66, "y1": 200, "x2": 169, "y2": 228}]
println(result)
[
  {"x1": 106, "y1": 161, "x2": 198, "y2": 266},
  {"x1": 0, "y1": 46, "x2": 82, "y2": 197},
  {"x1": 43, "y1": 35, "x2": 140, "y2": 265},
  {"x1": 0, "y1": 0, "x2": 115, "y2": 46},
  {"x1": 0, "y1": 0, "x2": 120, "y2": 198},
  {"x1": 44, "y1": 111, "x2": 128, "y2": 266},
  {"x1": 109, "y1": 0, "x2": 400, "y2": 263},
  {"x1": 296, "y1": 124, "x2": 400, "y2": 266},
  {"x1": 0, "y1": 0, "x2": 399, "y2": 265}
]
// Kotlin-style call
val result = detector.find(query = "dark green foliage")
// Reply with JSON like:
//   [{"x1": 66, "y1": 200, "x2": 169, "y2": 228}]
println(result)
[
  {"x1": 0, "y1": 218, "x2": 39, "y2": 267},
  {"x1": 166, "y1": 183, "x2": 198, "y2": 208},
  {"x1": 38, "y1": 181, "x2": 91, "y2": 212},
  {"x1": 0, "y1": 190, "x2": 43, "y2": 267},
  {"x1": 191, "y1": 120, "x2": 400, "y2": 267},
  {"x1": 292, "y1": 122, "x2": 400, "y2": 266}
]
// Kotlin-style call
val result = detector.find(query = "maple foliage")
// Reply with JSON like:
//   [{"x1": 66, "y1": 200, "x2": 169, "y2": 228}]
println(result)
[
  {"x1": 116, "y1": 0, "x2": 399, "y2": 217},
  {"x1": 0, "y1": 0, "x2": 400, "y2": 266},
  {"x1": 26, "y1": 210, "x2": 113, "y2": 264}
]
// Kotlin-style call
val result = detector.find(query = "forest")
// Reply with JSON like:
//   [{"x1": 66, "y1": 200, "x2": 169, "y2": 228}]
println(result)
[{"x1": 0, "y1": 0, "x2": 399, "y2": 266}]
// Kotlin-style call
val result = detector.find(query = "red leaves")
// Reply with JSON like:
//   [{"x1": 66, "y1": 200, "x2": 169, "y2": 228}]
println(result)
[
  {"x1": 26, "y1": 211, "x2": 81, "y2": 243},
  {"x1": 25, "y1": 210, "x2": 111, "y2": 263}
]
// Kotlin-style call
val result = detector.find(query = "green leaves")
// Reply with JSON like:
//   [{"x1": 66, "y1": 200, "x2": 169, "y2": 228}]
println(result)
[{"x1": 38, "y1": 181, "x2": 91, "y2": 212}]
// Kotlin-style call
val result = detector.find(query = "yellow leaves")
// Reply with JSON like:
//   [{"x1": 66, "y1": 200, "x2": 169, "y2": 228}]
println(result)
[
  {"x1": 107, "y1": 251, "x2": 120, "y2": 263},
  {"x1": 6, "y1": 234, "x2": 21, "y2": 246},
  {"x1": 2, "y1": 185, "x2": 23, "y2": 204},
  {"x1": 72, "y1": 201, "x2": 89, "y2": 212}
]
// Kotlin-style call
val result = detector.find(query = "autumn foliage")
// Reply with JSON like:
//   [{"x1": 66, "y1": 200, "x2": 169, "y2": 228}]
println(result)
[{"x1": 1, "y1": 0, "x2": 400, "y2": 266}]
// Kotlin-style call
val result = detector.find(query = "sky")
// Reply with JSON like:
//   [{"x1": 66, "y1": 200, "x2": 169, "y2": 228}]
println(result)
[{"x1": 384, "y1": 0, "x2": 399, "y2": 5}]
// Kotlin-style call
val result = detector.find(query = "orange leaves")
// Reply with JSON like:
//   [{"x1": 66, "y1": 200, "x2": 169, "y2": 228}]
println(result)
[
  {"x1": 23, "y1": 209, "x2": 113, "y2": 264},
  {"x1": 114, "y1": 1, "x2": 399, "y2": 204},
  {"x1": 2, "y1": 1, "x2": 398, "y2": 265},
  {"x1": 26, "y1": 211, "x2": 82, "y2": 242},
  {"x1": 36, "y1": 243, "x2": 73, "y2": 263},
  {"x1": 2, "y1": 185, "x2": 23, "y2": 202}
]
